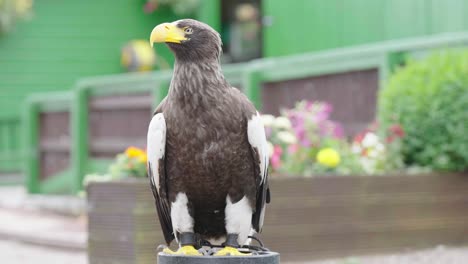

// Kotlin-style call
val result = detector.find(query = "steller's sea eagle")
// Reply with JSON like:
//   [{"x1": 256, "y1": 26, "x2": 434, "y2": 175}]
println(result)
[{"x1": 147, "y1": 19, "x2": 270, "y2": 256}]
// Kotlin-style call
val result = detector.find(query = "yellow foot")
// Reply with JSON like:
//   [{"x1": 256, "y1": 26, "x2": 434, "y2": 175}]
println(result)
[
  {"x1": 162, "y1": 245, "x2": 202, "y2": 256},
  {"x1": 214, "y1": 246, "x2": 251, "y2": 256}
]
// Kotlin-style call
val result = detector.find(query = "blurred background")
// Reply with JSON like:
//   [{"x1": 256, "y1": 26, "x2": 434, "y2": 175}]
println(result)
[{"x1": 0, "y1": 0, "x2": 467, "y2": 263}]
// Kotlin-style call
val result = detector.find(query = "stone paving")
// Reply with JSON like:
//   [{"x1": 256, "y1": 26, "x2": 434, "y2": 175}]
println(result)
[
  {"x1": 301, "y1": 246, "x2": 468, "y2": 264},
  {"x1": 0, "y1": 239, "x2": 86, "y2": 264},
  {"x1": 0, "y1": 187, "x2": 86, "y2": 250},
  {"x1": 0, "y1": 209, "x2": 86, "y2": 250}
]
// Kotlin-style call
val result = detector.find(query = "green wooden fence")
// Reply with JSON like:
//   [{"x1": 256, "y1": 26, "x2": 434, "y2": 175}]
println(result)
[
  {"x1": 23, "y1": 92, "x2": 73, "y2": 193},
  {"x1": 72, "y1": 71, "x2": 172, "y2": 193},
  {"x1": 0, "y1": 118, "x2": 22, "y2": 184}
]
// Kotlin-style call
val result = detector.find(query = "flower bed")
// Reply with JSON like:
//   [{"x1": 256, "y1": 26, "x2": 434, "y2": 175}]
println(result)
[{"x1": 264, "y1": 101, "x2": 406, "y2": 177}]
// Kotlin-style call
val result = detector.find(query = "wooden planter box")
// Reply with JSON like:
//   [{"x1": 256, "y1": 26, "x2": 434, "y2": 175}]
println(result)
[
  {"x1": 87, "y1": 179, "x2": 162, "y2": 264},
  {"x1": 87, "y1": 173, "x2": 468, "y2": 263}
]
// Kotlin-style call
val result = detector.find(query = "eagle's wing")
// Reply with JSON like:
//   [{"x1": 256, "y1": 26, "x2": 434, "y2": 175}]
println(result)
[
  {"x1": 147, "y1": 111, "x2": 174, "y2": 244},
  {"x1": 247, "y1": 111, "x2": 271, "y2": 233}
]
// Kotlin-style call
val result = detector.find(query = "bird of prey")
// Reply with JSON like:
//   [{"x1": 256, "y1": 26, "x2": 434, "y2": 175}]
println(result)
[{"x1": 147, "y1": 19, "x2": 270, "y2": 256}]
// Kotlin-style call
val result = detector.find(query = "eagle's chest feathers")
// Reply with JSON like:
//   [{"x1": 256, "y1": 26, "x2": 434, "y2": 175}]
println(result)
[
  {"x1": 166, "y1": 103, "x2": 243, "y2": 154},
  {"x1": 164, "y1": 91, "x2": 250, "y2": 181}
]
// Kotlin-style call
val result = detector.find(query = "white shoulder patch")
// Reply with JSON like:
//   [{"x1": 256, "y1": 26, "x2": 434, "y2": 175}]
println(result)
[
  {"x1": 147, "y1": 113, "x2": 166, "y2": 192},
  {"x1": 247, "y1": 112, "x2": 269, "y2": 183}
]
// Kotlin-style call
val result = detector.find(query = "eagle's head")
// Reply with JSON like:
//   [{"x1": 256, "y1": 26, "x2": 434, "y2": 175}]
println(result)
[{"x1": 150, "y1": 19, "x2": 222, "y2": 62}]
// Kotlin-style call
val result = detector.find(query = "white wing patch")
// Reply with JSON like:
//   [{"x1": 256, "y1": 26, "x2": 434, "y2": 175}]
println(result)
[
  {"x1": 147, "y1": 113, "x2": 166, "y2": 192},
  {"x1": 171, "y1": 192, "x2": 194, "y2": 235},
  {"x1": 225, "y1": 195, "x2": 253, "y2": 246},
  {"x1": 247, "y1": 112, "x2": 269, "y2": 183}
]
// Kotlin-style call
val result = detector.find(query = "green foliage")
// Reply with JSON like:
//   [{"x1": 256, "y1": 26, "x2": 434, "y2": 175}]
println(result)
[
  {"x1": 83, "y1": 147, "x2": 148, "y2": 187},
  {"x1": 379, "y1": 51, "x2": 468, "y2": 171},
  {"x1": 109, "y1": 152, "x2": 147, "y2": 179}
]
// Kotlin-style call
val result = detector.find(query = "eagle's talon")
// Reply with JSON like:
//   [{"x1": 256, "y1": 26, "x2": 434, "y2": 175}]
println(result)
[
  {"x1": 157, "y1": 244, "x2": 168, "y2": 252},
  {"x1": 214, "y1": 246, "x2": 251, "y2": 256},
  {"x1": 205, "y1": 247, "x2": 217, "y2": 256},
  {"x1": 162, "y1": 247, "x2": 176, "y2": 254},
  {"x1": 162, "y1": 245, "x2": 202, "y2": 256},
  {"x1": 198, "y1": 247, "x2": 209, "y2": 256}
]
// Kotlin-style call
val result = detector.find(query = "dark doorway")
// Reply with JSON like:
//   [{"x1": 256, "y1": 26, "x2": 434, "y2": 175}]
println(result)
[{"x1": 220, "y1": 0, "x2": 262, "y2": 63}]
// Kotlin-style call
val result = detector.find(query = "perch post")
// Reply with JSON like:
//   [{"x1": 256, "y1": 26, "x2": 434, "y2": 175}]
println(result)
[{"x1": 158, "y1": 251, "x2": 280, "y2": 264}]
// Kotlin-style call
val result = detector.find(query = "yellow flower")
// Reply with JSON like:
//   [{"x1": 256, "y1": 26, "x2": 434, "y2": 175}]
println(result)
[
  {"x1": 316, "y1": 148, "x2": 341, "y2": 168},
  {"x1": 138, "y1": 154, "x2": 148, "y2": 163},
  {"x1": 125, "y1": 147, "x2": 147, "y2": 163},
  {"x1": 125, "y1": 147, "x2": 144, "y2": 157}
]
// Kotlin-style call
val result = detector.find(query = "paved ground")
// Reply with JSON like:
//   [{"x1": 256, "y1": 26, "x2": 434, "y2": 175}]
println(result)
[
  {"x1": 0, "y1": 208, "x2": 87, "y2": 250},
  {"x1": 0, "y1": 239, "x2": 86, "y2": 264},
  {"x1": 0, "y1": 186, "x2": 87, "y2": 263},
  {"x1": 296, "y1": 246, "x2": 468, "y2": 264},
  {"x1": 0, "y1": 186, "x2": 85, "y2": 216},
  {"x1": 0, "y1": 186, "x2": 86, "y2": 250}
]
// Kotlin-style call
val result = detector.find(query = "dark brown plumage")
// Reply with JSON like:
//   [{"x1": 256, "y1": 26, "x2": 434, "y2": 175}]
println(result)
[{"x1": 147, "y1": 19, "x2": 270, "y2": 251}]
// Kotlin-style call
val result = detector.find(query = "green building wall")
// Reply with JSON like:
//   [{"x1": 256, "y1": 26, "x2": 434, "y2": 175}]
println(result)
[
  {"x1": 3, "y1": 0, "x2": 468, "y2": 120},
  {"x1": 0, "y1": 0, "x2": 184, "y2": 175},
  {"x1": 0, "y1": 0, "x2": 179, "y2": 120},
  {"x1": 263, "y1": 0, "x2": 468, "y2": 57}
]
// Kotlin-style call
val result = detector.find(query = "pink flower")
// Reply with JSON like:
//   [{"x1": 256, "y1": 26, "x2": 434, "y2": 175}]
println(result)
[
  {"x1": 389, "y1": 124, "x2": 405, "y2": 138},
  {"x1": 322, "y1": 102, "x2": 333, "y2": 115},
  {"x1": 288, "y1": 144, "x2": 299, "y2": 154},
  {"x1": 143, "y1": 1, "x2": 158, "y2": 13},
  {"x1": 313, "y1": 103, "x2": 332, "y2": 123},
  {"x1": 305, "y1": 101, "x2": 315, "y2": 111},
  {"x1": 284, "y1": 100, "x2": 344, "y2": 147},
  {"x1": 332, "y1": 123, "x2": 344, "y2": 138},
  {"x1": 386, "y1": 135, "x2": 395, "y2": 144},
  {"x1": 271, "y1": 145, "x2": 283, "y2": 169},
  {"x1": 288, "y1": 113, "x2": 310, "y2": 147},
  {"x1": 354, "y1": 129, "x2": 370, "y2": 144}
]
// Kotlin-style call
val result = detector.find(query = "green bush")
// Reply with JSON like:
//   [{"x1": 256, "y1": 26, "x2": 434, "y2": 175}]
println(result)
[{"x1": 379, "y1": 51, "x2": 468, "y2": 171}]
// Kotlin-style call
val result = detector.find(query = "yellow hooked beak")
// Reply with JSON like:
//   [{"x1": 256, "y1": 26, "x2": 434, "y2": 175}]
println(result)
[{"x1": 150, "y1": 22, "x2": 188, "y2": 47}]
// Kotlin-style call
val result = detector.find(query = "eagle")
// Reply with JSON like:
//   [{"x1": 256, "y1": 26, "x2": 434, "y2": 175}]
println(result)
[{"x1": 147, "y1": 19, "x2": 270, "y2": 256}]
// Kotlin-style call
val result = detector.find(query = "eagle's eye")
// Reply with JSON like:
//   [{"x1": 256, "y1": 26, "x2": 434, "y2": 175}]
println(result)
[{"x1": 184, "y1": 27, "x2": 193, "y2": 34}]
